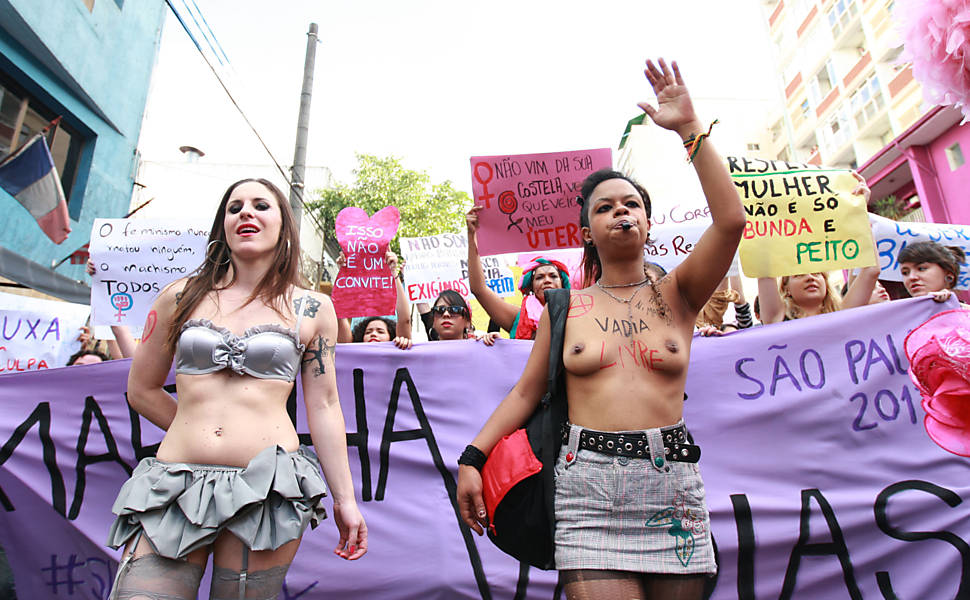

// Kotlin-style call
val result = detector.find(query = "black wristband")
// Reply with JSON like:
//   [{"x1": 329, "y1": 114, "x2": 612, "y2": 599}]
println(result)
[{"x1": 458, "y1": 444, "x2": 487, "y2": 471}]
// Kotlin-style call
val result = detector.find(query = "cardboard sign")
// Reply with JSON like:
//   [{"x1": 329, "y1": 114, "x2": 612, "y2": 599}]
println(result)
[
  {"x1": 331, "y1": 206, "x2": 400, "y2": 318},
  {"x1": 870, "y1": 213, "x2": 970, "y2": 289},
  {"x1": 88, "y1": 219, "x2": 209, "y2": 333},
  {"x1": 470, "y1": 148, "x2": 612, "y2": 255},
  {"x1": 0, "y1": 291, "x2": 89, "y2": 371},
  {"x1": 727, "y1": 157, "x2": 875, "y2": 277}
]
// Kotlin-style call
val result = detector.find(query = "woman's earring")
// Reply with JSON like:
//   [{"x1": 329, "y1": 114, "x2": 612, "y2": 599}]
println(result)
[{"x1": 206, "y1": 240, "x2": 231, "y2": 266}]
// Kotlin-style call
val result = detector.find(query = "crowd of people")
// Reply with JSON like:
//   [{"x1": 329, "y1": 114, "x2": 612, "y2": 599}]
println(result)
[{"x1": 26, "y1": 57, "x2": 962, "y2": 600}]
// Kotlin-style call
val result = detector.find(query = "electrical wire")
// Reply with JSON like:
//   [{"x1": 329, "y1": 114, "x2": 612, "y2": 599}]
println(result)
[{"x1": 163, "y1": 0, "x2": 327, "y2": 235}]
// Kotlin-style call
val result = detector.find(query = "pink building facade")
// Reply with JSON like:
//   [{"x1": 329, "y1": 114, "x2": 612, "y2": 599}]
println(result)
[{"x1": 860, "y1": 106, "x2": 970, "y2": 226}]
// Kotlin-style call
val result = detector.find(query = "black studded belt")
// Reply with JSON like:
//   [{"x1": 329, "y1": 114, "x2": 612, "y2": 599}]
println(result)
[{"x1": 562, "y1": 423, "x2": 701, "y2": 463}]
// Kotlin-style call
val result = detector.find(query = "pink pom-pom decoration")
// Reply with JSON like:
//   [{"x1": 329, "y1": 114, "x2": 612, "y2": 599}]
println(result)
[
  {"x1": 896, "y1": 0, "x2": 970, "y2": 121},
  {"x1": 904, "y1": 309, "x2": 970, "y2": 456}
]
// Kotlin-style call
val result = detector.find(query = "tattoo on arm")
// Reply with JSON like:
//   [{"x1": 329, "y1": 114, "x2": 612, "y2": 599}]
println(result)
[
  {"x1": 142, "y1": 310, "x2": 158, "y2": 341},
  {"x1": 295, "y1": 296, "x2": 321, "y2": 318},
  {"x1": 302, "y1": 335, "x2": 336, "y2": 376},
  {"x1": 175, "y1": 291, "x2": 183, "y2": 304}
]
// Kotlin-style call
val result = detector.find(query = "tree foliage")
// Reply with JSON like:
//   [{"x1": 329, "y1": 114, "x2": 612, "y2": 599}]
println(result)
[{"x1": 309, "y1": 153, "x2": 471, "y2": 255}]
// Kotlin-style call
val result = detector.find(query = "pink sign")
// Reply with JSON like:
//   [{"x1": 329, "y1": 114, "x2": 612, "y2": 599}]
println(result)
[
  {"x1": 331, "y1": 206, "x2": 400, "y2": 319},
  {"x1": 470, "y1": 148, "x2": 612, "y2": 255}
]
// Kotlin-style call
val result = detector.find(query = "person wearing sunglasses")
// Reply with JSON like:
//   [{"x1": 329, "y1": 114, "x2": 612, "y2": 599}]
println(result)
[{"x1": 422, "y1": 290, "x2": 499, "y2": 345}]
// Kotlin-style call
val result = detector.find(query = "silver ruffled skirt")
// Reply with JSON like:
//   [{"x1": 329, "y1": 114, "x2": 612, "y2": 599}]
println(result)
[{"x1": 107, "y1": 445, "x2": 328, "y2": 559}]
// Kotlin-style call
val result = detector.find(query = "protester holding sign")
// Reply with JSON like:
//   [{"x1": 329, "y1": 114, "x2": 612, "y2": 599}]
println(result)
[
  {"x1": 335, "y1": 251, "x2": 413, "y2": 349},
  {"x1": 459, "y1": 58, "x2": 745, "y2": 597},
  {"x1": 757, "y1": 176, "x2": 881, "y2": 324},
  {"x1": 466, "y1": 204, "x2": 571, "y2": 339},
  {"x1": 898, "y1": 240, "x2": 966, "y2": 303},
  {"x1": 108, "y1": 178, "x2": 366, "y2": 600}
]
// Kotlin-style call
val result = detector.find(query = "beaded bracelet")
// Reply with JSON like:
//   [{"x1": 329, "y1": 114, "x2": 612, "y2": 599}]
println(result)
[
  {"x1": 682, "y1": 119, "x2": 719, "y2": 163},
  {"x1": 458, "y1": 444, "x2": 487, "y2": 471}
]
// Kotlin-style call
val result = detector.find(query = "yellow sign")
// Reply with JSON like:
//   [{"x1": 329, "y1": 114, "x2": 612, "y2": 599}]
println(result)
[{"x1": 727, "y1": 157, "x2": 875, "y2": 277}]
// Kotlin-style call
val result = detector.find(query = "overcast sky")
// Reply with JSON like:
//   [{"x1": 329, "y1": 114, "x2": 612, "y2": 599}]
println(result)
[{"x1": 138, "y1": 0, "x2": 782, "y2": 195}]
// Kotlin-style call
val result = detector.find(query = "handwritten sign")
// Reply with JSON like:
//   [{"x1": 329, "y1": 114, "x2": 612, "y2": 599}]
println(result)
[
  {"x1": 645, "y1": 220, "x2": 740, "y2": 277},
  {"x1": 470, "y1": 148, "x2": 612, "y2": 255},
  {"x1": 331, "y1": 206, "x2": 400, "y2": 318},
  {"x1": 401, "y1": 233, "x2": 518, "y2": 304},
  {"x1": 870, "y1": 213, "x2": 970, "y2": 289},
  {"x1": 0, "y1": 291, "x2": 90, "y2": 371},
  {"x1": 88, "y1": 219, "x2": 209, "y2": 333},
  {"x1": 727, "y1": 157, "x2": 875, "y2": 277}
]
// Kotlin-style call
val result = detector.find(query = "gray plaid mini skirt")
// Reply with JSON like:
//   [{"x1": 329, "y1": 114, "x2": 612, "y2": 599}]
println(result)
[
  {"x1": 107, "y1": 445, "x2": 328, "y2": 559},
  {"x1": 554, "y1": 422, "x2": 716, "y2": 574}
]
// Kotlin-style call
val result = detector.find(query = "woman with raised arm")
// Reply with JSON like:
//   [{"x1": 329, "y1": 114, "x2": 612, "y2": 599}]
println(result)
[
  {"x1": 465, "y1": 205, "x2": 571, "y2": 339},
  {"x1": 107, "y1": 178, "x2": 366, "y2": 600},
  {"x1": 458, "y1": 58, "x2": 745, "y2": 599}
]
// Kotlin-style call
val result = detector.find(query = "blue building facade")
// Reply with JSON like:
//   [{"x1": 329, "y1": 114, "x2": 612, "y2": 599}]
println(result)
[{"x1": 0, "y1": 0, "x2": 165, "y2": 302}]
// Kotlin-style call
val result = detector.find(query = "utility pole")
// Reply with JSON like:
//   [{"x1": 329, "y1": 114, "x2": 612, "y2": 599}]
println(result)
[{"x1": 289, "y1": 22, "x2": 319, "y2": 231}]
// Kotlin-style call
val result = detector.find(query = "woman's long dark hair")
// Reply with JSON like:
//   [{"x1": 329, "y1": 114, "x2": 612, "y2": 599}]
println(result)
[
  {"x1": 578, "y1": 169, "x2": 652, "y2": 288},
  {"x1": 166, "y1": 178, "x2": 303, "y2": 349}
]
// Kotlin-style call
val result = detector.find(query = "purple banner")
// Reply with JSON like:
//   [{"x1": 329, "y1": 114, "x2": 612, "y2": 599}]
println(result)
[{"x1": 0, "y1": 298, "x2": 967, "y2": 598}]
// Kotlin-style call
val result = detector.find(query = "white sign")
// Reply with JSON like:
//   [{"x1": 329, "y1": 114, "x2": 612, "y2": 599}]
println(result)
[
  {"x1": 870, "y1": 213, "x2": 970, "y2": 289},
  {"x1": 0, "y1": 291, "x2": 90, "y2": 371},
  {"x1": 401, "y1": 233, "x2": 518, "y2": 304},
  {"x1": 646, "y1": 219, "x2": 740, "y2": 277},
  {"x1": 88, "y1": 219, "x2": 209, "y2": 331}
]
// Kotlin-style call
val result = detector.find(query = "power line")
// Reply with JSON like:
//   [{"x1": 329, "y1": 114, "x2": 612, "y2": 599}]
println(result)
[
  {"x1": 162, "y1": 0, "x2": 328, "y2": 236},
  {"x1": 185, "y1": 0, "x2": 231, "y2": 67}
]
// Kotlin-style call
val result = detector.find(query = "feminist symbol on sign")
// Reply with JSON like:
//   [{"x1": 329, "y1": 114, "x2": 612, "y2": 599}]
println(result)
[
  {"x1": 110, "y1": 292, "x2": 133, "y2": 323},
  {"x1": 498, "y1": 191, "x2": 524, "y2": 234}
]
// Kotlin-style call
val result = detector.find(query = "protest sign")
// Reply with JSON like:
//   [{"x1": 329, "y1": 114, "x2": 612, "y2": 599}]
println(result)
[
  {"x1": 0, "y1": 298, "x2": 967, "y2": 599},
  {"x1": 470, "y1": 148, "x2": 612, "y2": 255},
  {"x1": 645, "y1": 220, "x2": 740, "y2": 277},
  {"x1": 88, "y1": 219, "x2": 208, "y2": 333},
  {"x1": 400, "y1": 232, "x2": 468, "y2": 303},
  {"x1": 727, "y1": 157, "x2": 875, "y2": 277},
  {"x1": 0, "y1": 291, "x2": 89, "y2": 371},
  {"x1": 400, "y1": 232, "x2": 518, "y2": 304},
  {"x1": 331, "y1": 206, "x2": 400, "y2": 318},
  {"x1": 870, "y1": 213, "x2": 970, "y2": 289}
]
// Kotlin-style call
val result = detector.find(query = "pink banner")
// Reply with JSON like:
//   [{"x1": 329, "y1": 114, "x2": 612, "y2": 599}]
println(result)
[
  {"x1": 470, "y1": 149, "x2": 612, "y2": 255},
  {"x1": 0, "y1": 297, "x2": 968, "y2": 598},
  {"x1": 331, "y1": 206, "x2": 400, "y2": 319}
]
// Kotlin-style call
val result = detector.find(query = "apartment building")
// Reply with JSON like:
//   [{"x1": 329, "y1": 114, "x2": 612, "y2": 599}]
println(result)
[{"x1": 759, "y1": 0, "x2": 922, "y2": 168}]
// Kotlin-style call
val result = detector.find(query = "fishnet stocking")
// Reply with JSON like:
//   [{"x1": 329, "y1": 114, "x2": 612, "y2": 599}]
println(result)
[{"x1": 560, "y1": 570, "x2": 707, "y2": 600}]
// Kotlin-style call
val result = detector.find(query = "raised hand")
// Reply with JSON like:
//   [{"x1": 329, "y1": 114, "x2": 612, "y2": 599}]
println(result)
[
  {"x1": 466, "y1": 205, "x2": 483, "y2": 234},
  {"x1": 637, "y1": 58, "x2": 700, "y2": 136}
]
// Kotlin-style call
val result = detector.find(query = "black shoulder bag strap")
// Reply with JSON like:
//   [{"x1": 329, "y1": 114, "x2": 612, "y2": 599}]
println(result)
[{"x1": 539, "y1": 288, "x2": 570, "y2": 552}]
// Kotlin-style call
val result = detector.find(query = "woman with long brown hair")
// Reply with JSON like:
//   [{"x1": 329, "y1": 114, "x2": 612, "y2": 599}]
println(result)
[
  {"x1": 107, "y1": 178, "x2": 366, "y2": 599},
  {"x1": 458, "y1": 58, "x2": 744, "y2": 599}
]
